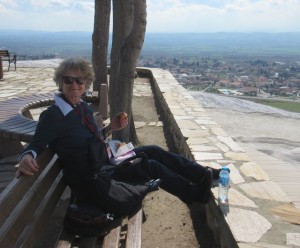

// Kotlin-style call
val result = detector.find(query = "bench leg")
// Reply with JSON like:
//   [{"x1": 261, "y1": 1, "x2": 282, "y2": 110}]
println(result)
[{"x1": 0, "y1": 58, "x2": 3, "y2": 79}]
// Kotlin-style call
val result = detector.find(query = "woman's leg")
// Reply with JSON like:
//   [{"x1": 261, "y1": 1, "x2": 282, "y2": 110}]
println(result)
[
  {"x1": 140, "y1": 158, "x2": 212, "y2": 204},
  {"x1": 135, "y1": 145, "x2": 213, "y2": 183}
]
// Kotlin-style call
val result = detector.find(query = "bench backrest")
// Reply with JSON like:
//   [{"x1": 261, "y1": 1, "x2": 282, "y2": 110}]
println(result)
[
  {"x1": 0, "y1": 149, "x2": 67, "y2": 248},
  {"x1": 0, "y1": 93, "x2": 98, "y2": 143},
  {"x1": 0, "y1": 50, "x2": 9, "y2": 57}
]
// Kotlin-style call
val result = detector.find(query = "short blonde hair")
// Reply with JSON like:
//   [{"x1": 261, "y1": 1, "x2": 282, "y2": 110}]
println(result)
[{"x1": 53, "y1": 58, "x2": 95, "y2": 92}]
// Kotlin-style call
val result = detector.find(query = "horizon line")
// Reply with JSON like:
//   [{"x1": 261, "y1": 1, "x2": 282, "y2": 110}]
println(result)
[{"x1": 1, "y1": 29, "x2": 300, "y2": 34}]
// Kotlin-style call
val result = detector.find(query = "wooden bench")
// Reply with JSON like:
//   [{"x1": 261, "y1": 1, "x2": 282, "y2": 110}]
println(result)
[
  {"x1": 0, "y1": 90, "x2": 143, "y2": 247},
  {"x1": 0, "y1": 149, "x2": 66, "y2": 247},
  {"x1": 0, "y1": 93, "x2": 98, "y2": 143},
  {"x1": 0, "y1": 86, "x2": 108, "y2": 144},
  {"x1": 0, "y1": 50, "x2": 17, "y2": 71},
  {"x1": 0, "y1": 148, "x2": 143, "y2": 247},
  {"x1": 0, "y1": 93, "x2": 99, "y2": 158}
]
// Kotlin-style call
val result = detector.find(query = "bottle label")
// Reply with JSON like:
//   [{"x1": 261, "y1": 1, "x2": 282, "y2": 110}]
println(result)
[{"x1": 219, "y1": 176, "x2": 229, "y2": 186}]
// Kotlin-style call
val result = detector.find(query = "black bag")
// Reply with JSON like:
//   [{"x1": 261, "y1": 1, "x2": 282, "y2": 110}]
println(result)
[
  {"x1": 64, "y1": 200, "x2": 120, "y2": 238},
  {"x1": 64, "y1": 153, "x2": 158, "y2": 237},
  {"x1": 86, "y1": 152, "x2": 151, "y2": 216}
]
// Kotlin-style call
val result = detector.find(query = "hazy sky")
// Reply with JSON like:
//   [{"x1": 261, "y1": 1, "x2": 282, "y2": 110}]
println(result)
[{"x1": 0, "y1": 0, "x2": 299, "y2": 33}]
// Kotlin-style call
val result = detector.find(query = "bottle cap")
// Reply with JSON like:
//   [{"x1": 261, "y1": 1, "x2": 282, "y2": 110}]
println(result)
[{"x1": 222, "y1": 167, "x2": 230, "y2": 172}]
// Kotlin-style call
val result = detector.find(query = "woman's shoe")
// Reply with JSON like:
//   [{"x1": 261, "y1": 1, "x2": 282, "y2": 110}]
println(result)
[
  {"x1": 212, "y1": 168, "x2": 222, "y2": 180},
  {"x1": 147, "y1": 178, "x2": 161, "y2": 192}
]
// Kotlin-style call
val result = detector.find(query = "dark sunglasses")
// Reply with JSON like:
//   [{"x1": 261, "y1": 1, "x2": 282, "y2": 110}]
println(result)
[{"x1": 62, "y1": 76, "x2": 86, "y2": 85}]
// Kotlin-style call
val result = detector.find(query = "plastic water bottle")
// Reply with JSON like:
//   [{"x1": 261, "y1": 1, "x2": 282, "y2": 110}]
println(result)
[{"x1": 218, "y1": 167, "x2": 230, "y2": 204}]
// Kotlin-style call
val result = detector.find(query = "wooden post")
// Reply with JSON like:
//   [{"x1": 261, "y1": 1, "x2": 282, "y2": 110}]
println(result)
[
  {"x1": 94, "y1": 113, "x2": 104, "y2": 129},
  {"x1": 0, "y1": 57, "x2": 3, "y2": 80},
  {"x1": 99, "y1": 83, "x2": 108, "y2": 119}
]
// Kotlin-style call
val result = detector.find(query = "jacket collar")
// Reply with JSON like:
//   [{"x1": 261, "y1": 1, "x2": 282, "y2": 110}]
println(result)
[{"x1": 54, "y1": 93, "x2": 83, "y2": 116}]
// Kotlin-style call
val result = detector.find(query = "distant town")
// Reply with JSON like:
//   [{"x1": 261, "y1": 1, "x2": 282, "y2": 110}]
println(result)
[
  {"x1": 139, "y1": 55, "x2": 300, "y2": 99},
  {"x1": 14, "y1": 53, "x2": 300, "y2": 100}
]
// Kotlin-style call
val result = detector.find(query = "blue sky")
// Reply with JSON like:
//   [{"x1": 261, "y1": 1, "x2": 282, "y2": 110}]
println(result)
[{"x1": 0, "y1": 0, "x2": 299, "y2": 32}]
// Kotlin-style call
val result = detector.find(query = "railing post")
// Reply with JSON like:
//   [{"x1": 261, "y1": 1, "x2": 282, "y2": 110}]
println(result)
[
  {"x1": 0, "y1": 57, "x2": 3, "y2": 80},
  {"x1": 99, "y1": 83, "x2": 108, "y2": 119}
]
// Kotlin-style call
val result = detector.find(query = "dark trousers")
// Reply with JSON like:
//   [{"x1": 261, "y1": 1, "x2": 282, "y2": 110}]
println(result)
[
  {"x1": 132, "y1": 145, "x2": 208, "y2": 204},
  {"x1": 68, "y1": 145, "x2": 209, "y2": 213}
]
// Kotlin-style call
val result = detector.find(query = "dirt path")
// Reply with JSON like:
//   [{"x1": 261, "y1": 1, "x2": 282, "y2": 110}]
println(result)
[{"x1": 133, "y1": 80, "x2": 218, "y2": 248}]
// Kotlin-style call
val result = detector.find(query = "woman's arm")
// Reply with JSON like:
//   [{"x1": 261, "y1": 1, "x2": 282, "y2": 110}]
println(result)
[{"x1": 16, "y1": 107, "x2": 62, "y2": 178}]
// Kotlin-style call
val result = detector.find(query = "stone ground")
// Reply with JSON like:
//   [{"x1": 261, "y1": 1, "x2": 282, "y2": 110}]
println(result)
[{"x1": 189, "y1": 91, "x2": 300, "y2": 169}]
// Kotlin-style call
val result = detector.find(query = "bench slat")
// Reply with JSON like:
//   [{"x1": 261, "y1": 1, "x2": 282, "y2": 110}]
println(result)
[
  {"x1": 0, "y1": 151, "x2": 61, "y2": 246},
  {"x1": 1, "y1": 125, "x2": 36, "y2": 140},
  {"x1": 0, "y1": 120, "x2": 36, "y2": 129},
  {"x1": 0, "y1": 50, "x2": 10, "y2": 57},
  {"x1": 102, "y1": 220, "x2": 122, "y2": 248},
  {"x1": 56, "y1": 240, "x2": 72, "y2": 248},
  {"x1": 0, "y1": 116, "x2": 26, "y2": 123},
  {"x1": 0, "y1": 112, "x2": 20, "y2": 119},
  {"x1": 21, "y1": 132, "x2": 36, "y2": 143},
  {"x1": 16, "y1": 173, "x2": 67, "y2": 248},
  {"x1": 126, "y1": 209, "x2": 143, "y2": 248},
  {"x1": 0, "y1": 151, "x2": 56, "y2": 223}
]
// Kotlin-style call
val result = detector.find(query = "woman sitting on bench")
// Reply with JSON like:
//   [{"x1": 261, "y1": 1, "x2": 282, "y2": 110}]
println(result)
[{"x1": 16, "y1": 58, "x2": 220, "y2": 216}]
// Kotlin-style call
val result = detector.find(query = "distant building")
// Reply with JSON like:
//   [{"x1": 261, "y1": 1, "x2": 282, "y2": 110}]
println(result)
[
  {"x1": 279, "y1": 86, "x2": 293, "y2": 96},
  {"x1": 239, "y1": 87, "x2": 257, "y2": 96},
  {"x1": 240, "y1": 76, "x2": 249, "y2": 82}
]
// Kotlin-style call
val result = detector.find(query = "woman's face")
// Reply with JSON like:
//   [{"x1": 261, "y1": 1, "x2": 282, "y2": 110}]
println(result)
[{"x1": 62, "y1": 70, "x2": 86, "y2": 101}]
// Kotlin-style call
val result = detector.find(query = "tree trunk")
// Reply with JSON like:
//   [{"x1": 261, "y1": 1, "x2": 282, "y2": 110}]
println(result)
[
  {"x1": 92, "y1": 0, "x2": 111, "y2": 92},
  {"x1": 110, "y1": 0, "x2": 147, "y2": 143}
]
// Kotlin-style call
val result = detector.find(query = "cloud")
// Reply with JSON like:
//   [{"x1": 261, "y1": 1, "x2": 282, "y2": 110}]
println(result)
[
  {"x1": 0, "y1": 0, "x2": 18, "y2": 14},
  {"x1": 0, "y1": 0, "x2": 95, "y2": 31},
  {"x1": 1, "y1": 0, "x2": 94, "y2": 13},
  {"x1": 147, "y1": 0, "x2": 300, "y2": 32},
  {"x1": 78, "y1": 1, "x2": 94, "y2": 12},
  {"x1": 0, "y1": 0, "x2": 299, "y2": 32},
  {"x1": 29, "y1": 0, "x2": 74, "y2": 9}
]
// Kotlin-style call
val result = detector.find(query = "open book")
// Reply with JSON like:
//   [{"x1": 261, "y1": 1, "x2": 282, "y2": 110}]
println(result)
[{"x1": 108, "y1": 140, "x2": 136, "y2": 165}]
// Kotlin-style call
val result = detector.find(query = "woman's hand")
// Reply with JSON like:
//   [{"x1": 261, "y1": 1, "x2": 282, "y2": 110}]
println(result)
[
  {"x1": 16, "y1": 154, "x2": 39, "y2": 178},
  {"x1": 109, "y1": 112, "x2": 128, "y2": 132}
]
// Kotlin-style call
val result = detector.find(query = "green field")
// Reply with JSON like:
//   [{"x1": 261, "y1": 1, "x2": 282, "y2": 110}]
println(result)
[{"x1": 250, "y1": 99, "x2": 300, "y2": 113}]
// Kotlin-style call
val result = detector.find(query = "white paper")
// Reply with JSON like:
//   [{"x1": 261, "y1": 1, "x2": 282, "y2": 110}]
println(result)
[{"x1": 108, "y1": 140, "x2": 135, "y2": 157}]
